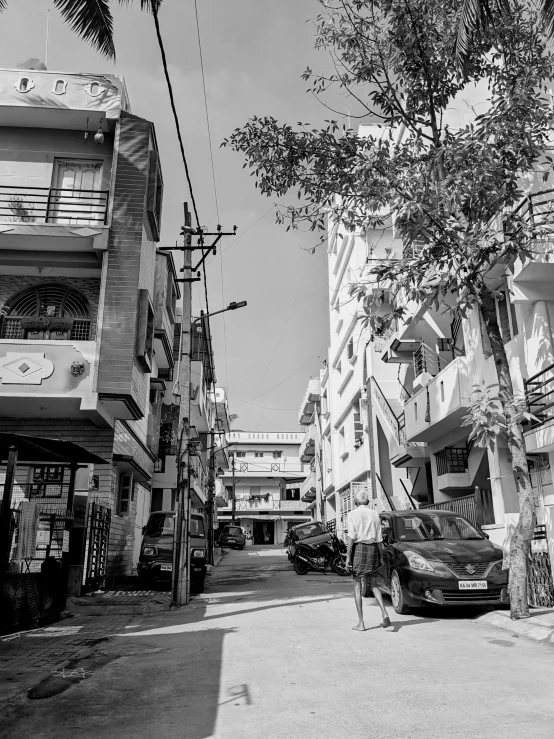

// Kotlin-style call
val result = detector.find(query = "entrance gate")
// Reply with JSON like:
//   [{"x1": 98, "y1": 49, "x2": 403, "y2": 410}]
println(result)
[
  {"x1": 84, "y1": 502, "x2": 111, "y2": 590},
  {"x1": 528, "y1": 458, "x2": 554, "y2": 607}
]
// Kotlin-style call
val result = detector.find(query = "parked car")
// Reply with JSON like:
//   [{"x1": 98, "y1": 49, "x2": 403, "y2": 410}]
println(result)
[
  {"x1": 368, "y1": 510, "x2": 510, "y2": 613},
  {"x1": 138, "y1": 511, "x2": 208, "y2": 593},
  {"x1": 220, "y1": 524, "x2": 246, "y2": 550}
]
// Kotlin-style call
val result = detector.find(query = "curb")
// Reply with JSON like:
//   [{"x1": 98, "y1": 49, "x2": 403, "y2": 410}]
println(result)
[
  {"x1": 65, "y1": 602, "x2": 170, "y2": 617},
  {"x1": 474, "y1": 610, "x2": 554, "y2": 645}
]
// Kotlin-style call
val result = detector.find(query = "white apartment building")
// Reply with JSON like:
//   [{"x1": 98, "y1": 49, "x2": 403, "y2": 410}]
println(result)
[
  {"x1": 218, "y1": 431, "x2": 311, "y2": 545},
  {"x1": 301, "y1": 123, "x2": 554, "y2": 605}
]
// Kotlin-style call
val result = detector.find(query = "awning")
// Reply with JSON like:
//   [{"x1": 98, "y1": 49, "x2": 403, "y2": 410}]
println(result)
[{"x1": 0, "y1": 432, "x2": 108, "y2": 465}]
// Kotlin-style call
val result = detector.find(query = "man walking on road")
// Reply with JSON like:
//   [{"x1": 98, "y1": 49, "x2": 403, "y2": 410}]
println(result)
[{"x1": 345, "y1": 490, "x2": 391, "y2": 631}]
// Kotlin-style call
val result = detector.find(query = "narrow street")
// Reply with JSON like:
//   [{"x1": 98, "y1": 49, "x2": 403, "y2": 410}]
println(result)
[{"x1": 1, "y1": 546, "x2": 554, "y2": 738}]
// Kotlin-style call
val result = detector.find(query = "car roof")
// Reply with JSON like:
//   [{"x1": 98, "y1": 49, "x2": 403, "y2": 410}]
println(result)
[{"x1": 384, "y1": 510, "x2": 468, "y2": 518}]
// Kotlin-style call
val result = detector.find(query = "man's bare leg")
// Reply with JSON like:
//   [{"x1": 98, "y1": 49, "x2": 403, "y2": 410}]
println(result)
[
  {"x1": 370, "y1": 576, "x2": 391, "y2": 626},
  {"x1": 352, "y1": 575, "x2": 365, "y2": 631}
]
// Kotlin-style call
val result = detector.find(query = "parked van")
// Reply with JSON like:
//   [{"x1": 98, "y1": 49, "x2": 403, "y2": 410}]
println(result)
[{"x1": 138, "y1": 511, "x2": 207, "y2": 593}]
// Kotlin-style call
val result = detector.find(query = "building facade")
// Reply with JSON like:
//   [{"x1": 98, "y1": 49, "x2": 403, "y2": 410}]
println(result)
[
  {"x1": 218, "y1": 431, "x2": 311, "y2": 545},
  {"x1": 0, "y1": 66, "x2": 230, "y2": 629}
]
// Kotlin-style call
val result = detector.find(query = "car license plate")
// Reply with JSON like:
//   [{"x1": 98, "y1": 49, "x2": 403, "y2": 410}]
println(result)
[
  {"x1": 458, "y1": 580, "x2": 487, "y2": 589},
  {"x1": 160, "y1": 564, "x2": 172, "y2": 572}
]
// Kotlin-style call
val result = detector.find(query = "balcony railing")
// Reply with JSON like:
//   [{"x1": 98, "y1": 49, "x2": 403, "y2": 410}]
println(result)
[
  {"x1": 435, "y1": 447, "x2": 469, "y2": 476},
  {"x1": 413, "y1": 343, "x2": 451, "y2": 378},
  {"x1": 0, "y1": 186, "x2": 109, "y2": 225},
  {"x1": 420, "y1": 489, "x2": 494, "y2": 526},
  {"x1": 9, "y1": 482, "x2": 71, "y2": 500},
  {"x1": 506, "y1": 188, "x2": 554, "y2": 235},
  {"x1": 233, "y1": 461, "x2": 304, "y2": 474},
  {"x1": 1, "y1": 317, "x2": 92, "y2": 341},
  {"x1": 524, "y1": 362, "x2": 554, "y2": 429},
  {"x1": 226, "y1": 498, "x2": 310, "y2": 511}
]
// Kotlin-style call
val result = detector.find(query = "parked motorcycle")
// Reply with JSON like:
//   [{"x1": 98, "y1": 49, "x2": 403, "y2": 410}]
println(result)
[{"x1": 292, "y1": 534, "x2": 349, "y2": 576}]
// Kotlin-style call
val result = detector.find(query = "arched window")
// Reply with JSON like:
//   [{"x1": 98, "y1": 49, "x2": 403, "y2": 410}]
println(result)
[{"x1": 1, "y1": 284, "x2": 91, "y2": 341}]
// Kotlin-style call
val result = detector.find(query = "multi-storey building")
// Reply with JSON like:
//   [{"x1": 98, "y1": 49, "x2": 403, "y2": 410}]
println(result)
[
  {"x1": 218, "y1": 431, "x2": 311, "y2": 545},
  {"x1": 301, "y1": 120, "x2": 554, "y2": 602}
]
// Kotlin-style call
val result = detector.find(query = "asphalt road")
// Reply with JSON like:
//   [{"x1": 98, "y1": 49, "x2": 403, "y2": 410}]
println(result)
[{"x1": 3, "y1": 545, "x2": 554, "y2": 739}]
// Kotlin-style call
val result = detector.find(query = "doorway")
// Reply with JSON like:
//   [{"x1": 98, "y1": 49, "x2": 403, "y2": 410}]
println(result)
[
  {"x1": 253, "y1": 520, "x2": 274, "y2": 545},
  {"x1": 50, "y1": 158, "x2": 104, "y2": 225}
]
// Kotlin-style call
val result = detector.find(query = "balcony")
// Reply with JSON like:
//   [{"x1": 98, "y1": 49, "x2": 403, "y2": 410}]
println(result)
[
  {"x1": 0, "y1": 186, "x2": 110, "y2": 253},
  {"x1": 0, "y1": 338, "x2": 99, "y2": 421},
  {"x1": 299, "y1": 378, "x2": 320, "y2": 425},
  {"x1": 420, "y1": 488, "x2": 495, "y2": 526},
  {"x1": 300, "y1": 469, "x2": 316, "y2": 502},
  {"x1": 229, "y1": 460, "x2": 304, "y2": 477},
  {"x1": 219, "y1": 497, "x2": 312, "y2": 512},
  {"x1": 299, "y1": 425, "x2": 316, "y2": 462},
  {"x1": 435, "y1": 447, "x2": 470, "y2": 491},
  {"x1": 508, "y1": 190, "x2": 554, "y2": 287},
  {"x1": 154, "y1": 305, "x2": 174, "y2": 370},
  {"x1": 523, "y1": 362, "x2": 554, "y2": 453},
  {"x1": 404, "y1": 356, "x2": 470, "y2": 442}
]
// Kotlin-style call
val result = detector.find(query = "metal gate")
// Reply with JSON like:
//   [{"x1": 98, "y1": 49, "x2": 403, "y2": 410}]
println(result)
[
  {"x1": 528, "y1": 458, "x2": 554, "y2": 607},
  {"x1": 84, "y1": 502, "x2": 111, "y2": 590}
]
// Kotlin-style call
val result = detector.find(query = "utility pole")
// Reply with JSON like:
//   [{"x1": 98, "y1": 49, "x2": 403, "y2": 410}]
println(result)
[
  {"x1": 206, "y1": 426, "x2": 216, "y2": 565},
  {"x1": 231, "y1": 455, "x2": 237, "y2": 524},
  {"x1": 162, "y1": 209, "x2": 239, "y2": 607},
  {"x1": 172, "y1": 202, "x2": 193, "y2": 607}
]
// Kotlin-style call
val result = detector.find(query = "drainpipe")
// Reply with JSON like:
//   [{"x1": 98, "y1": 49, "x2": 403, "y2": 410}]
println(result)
[{"x1": 364, "y1": 343, "x2": 378, "y2": 502}]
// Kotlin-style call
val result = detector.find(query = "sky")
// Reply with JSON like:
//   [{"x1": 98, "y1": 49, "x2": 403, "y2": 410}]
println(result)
[{"x1": 0, "y1": 0, "x2": 337, "y2": 432}]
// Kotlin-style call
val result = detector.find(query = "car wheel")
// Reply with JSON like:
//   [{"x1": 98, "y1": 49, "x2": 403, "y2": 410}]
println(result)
[
  {"x1": 390, "y1": 570, "x2": 411, "y2": 614},
  {"x1": 293, "y1": 557, "x2": 309, "y2": 575}
]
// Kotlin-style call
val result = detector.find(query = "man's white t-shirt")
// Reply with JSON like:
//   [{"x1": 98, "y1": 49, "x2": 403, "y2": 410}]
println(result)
[{"x1": 347, "y1": 505, "x2": 382, "y2": 544}]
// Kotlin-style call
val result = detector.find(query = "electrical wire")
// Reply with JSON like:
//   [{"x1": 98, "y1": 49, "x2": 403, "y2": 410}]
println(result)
[
  {"x1": 242, "y1": 256, "x2": 314, "y2": 422},
  {"x1": 152, "y1": 4, "x2": 201, "y2": 228}
]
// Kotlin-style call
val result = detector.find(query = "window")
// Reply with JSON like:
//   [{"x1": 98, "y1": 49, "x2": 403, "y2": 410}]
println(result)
[
  {"x1": 136, "y1": 289, "x2": 155, "y2": 372},
  {"x1": 495, "y1": 286, "x2": 519, "y2": 344},
  {"x1": 285, "y1": 488, "x2": 300, "y2": 501},
  {"x1": 0, "y1": 284, "x2": 91, "y2": 341},
  {"x1": 273, "y1": 451, "x2": 282, "y2": 459},
  {"x1": 117, "y1": 473, "x2": 134, "y2": 515},
  {"x1": 52, "y1": 79, "x2": 67, "y2": 95},
  {"x1": 254, "y1": 452, "x2": 264, "y2": 458},
  {"x1": 435, "y1": 447, "x2": 468, "y2": 476},
  {"x1": 30, "y1": 466, "x2": 65, "y2": 498},
  {"x1": 15, "y1": 77, "x2": 34, "y2": 93},
  {"x1": 347, "y1": 336, "x2": 354, "y2": 360},
  {"x1": 236, "y1": 451, "x2": 246, "y2": 458},
  {"x1": 146, "y1": 150, "x2": 163, "y2": 242}
]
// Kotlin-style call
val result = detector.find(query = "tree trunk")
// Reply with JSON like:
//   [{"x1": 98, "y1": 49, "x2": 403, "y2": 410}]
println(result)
[{"x1": 479, "y1": 291, "x2": 535, "y2": 620}]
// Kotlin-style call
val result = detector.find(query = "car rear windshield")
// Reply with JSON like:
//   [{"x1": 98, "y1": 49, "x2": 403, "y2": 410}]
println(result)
[
  {"x1": 145, "y1": 513, "x2": 174, "y2": 537},
  {"x1": 224, "y1": 526, "x2": 242, "y2": 536},
  {"x1": 395, "y1": 514, "x2": 483, "y2": 541},
  {"x1": 294, "y1": 522, "x2": 328, "y2": 539},
  {"x1": 191, "y1": 516, "x2": 205, "y2": 538}
]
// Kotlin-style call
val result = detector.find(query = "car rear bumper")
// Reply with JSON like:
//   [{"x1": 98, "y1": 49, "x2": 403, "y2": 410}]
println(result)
[
  {"x1": 398, "y1": 568, "x2": 510, "y2": 607},
  {"x1": 138, "y1": 561, "x2": 207, "y2": 581}
]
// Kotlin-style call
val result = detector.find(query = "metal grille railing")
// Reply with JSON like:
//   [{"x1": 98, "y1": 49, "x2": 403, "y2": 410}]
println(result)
[
  {"x1": 419, "y1": 490, "x2": 495, "y2": 526},
  {"x1": 413, "y1": 342, "x2": 451, "y2": 378},
  {"x1": 435, "y1": 447, "x2": 468, "y2": 476},
  {"x1": 0, "y1": 186, "x2": 109, "y2": 224},
  {"x1": 524, "y1": 362, "x2": 554, "y2": 429},
  {"x1": 1, "y1": 317, "x2": 91, "y2": 341}
]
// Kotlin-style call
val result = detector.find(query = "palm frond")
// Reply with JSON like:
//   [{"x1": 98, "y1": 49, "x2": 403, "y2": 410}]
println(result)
[
  {"x1": 0, "y1": 1, "x2": 7, "y2": 10},
  {"x1": 118, "y1": 0, "x2": 163, "y2": 12},
  {"x1": 543, "y1": 0, "x2": 554, "y2": 36},
  {"x1": 455, "y1": 0, "x2": 512, "y2": 69},
  {"x1": 54, "y1": 0, "x2": 116, "y2": 59}
]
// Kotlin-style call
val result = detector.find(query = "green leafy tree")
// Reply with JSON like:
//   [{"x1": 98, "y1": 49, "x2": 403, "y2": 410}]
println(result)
[
  {"x1": 0, "y1": 1, "x2": 161, "y2": 60},
  {"x1": 224, "y1": 0, "x2": 554, "y2": 618}
]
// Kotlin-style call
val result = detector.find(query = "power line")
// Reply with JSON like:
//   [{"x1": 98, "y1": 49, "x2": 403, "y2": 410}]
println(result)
[
  {"x1": 229, "y1": 394, "x2": 300, "y2": 411},
  {"x1": 242, "y1": 256, "x2": 315, "y2": 423},
  {"x1": 232, "y1": 343, "x2": 328, "y2": 411},
  {"x1": 205, "y1": 202, "x2": 280, "y2": 267},
  {"x1": 152, "y1": 4, "x2": 200, "y2": 228}
]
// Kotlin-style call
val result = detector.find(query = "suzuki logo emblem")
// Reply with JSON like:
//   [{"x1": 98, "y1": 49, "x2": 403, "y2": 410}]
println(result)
[{"x1": 465, "y1": 564, "x2": 476, "y2": 575}]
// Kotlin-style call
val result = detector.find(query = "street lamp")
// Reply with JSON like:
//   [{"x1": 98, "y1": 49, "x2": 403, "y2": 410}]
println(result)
[{"x1": 193, "y1": 301, "x2": 247, "y2": 330}]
